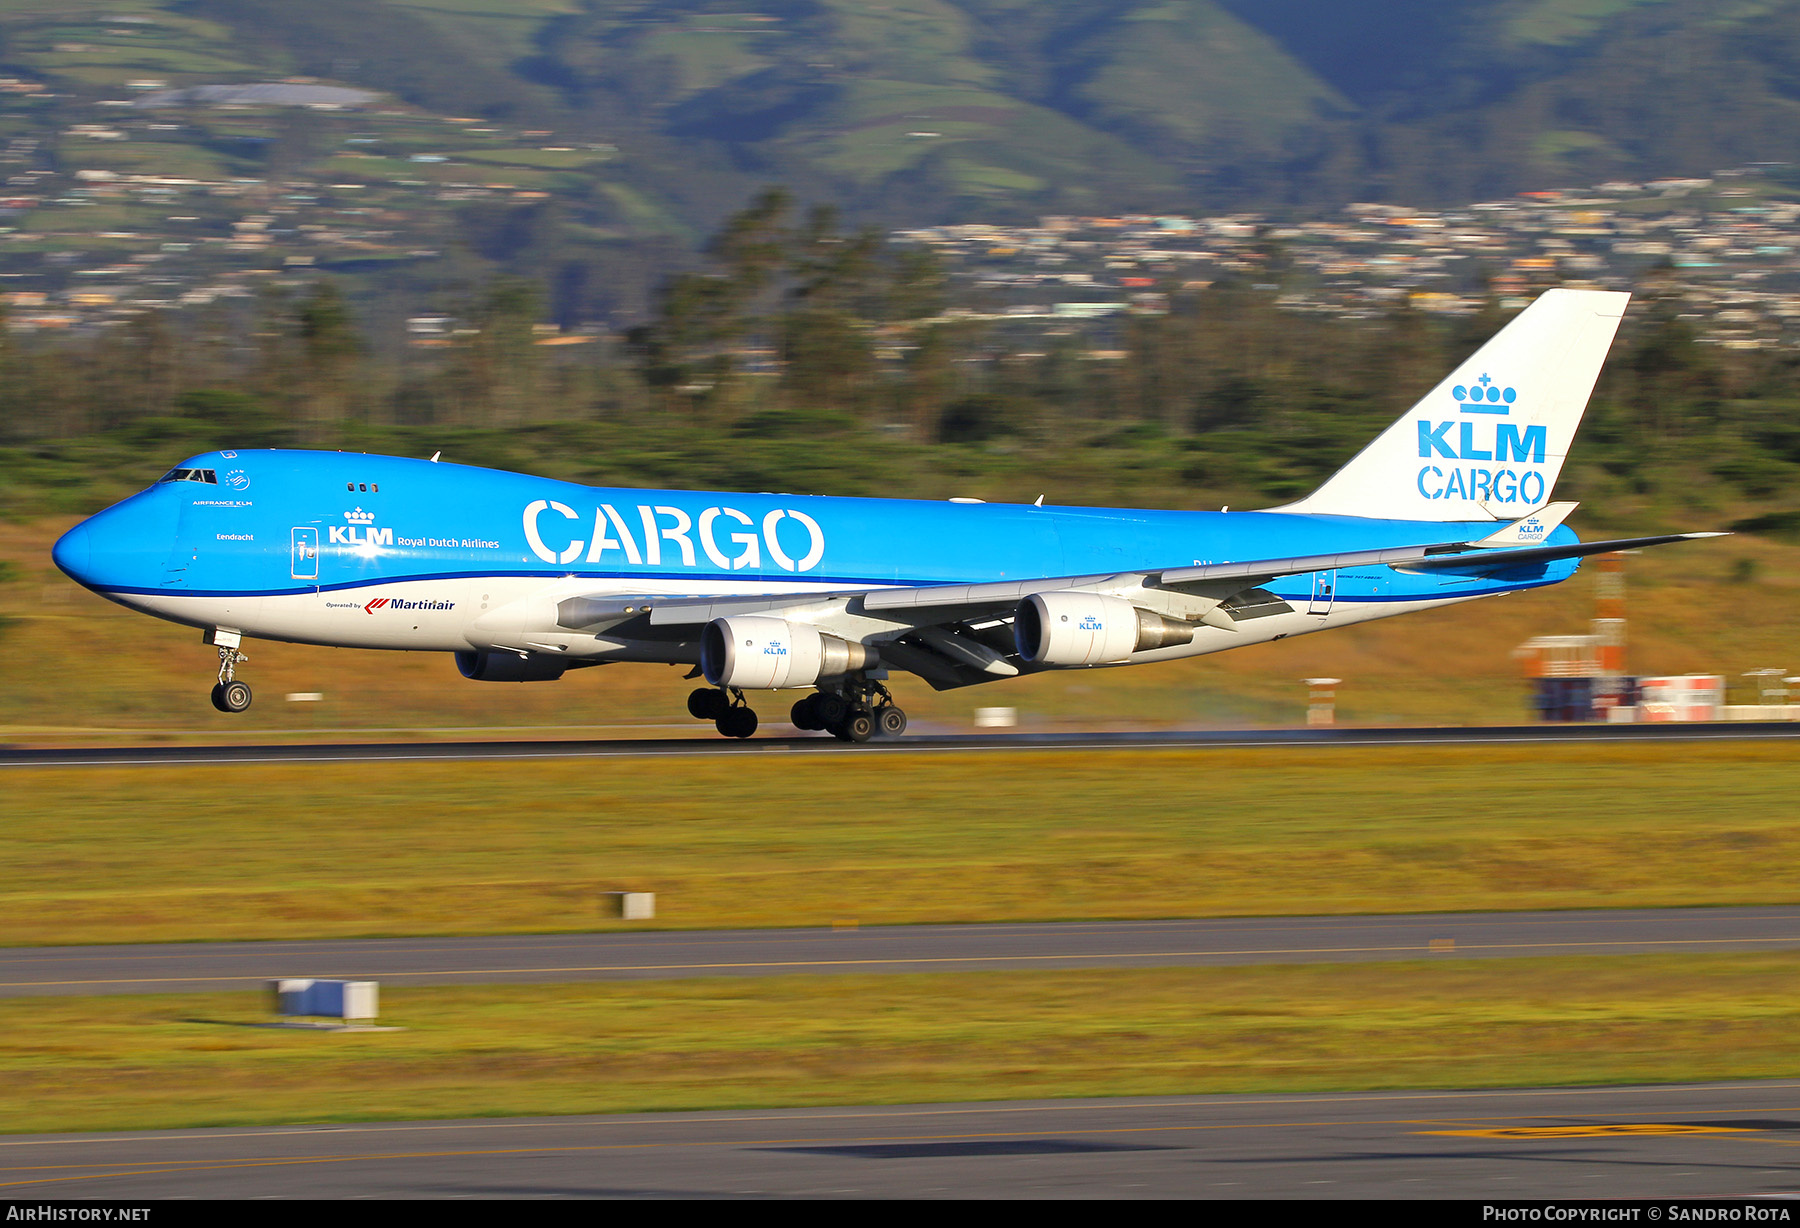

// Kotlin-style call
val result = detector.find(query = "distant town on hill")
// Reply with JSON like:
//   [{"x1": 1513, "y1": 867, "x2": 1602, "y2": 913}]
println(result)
[
  {"x1": 0, "y1": 0, "x2": 1795, "y2": 327},
  {"x1": 4, "y1": 0, "x2": 1800, "y2": 542}
]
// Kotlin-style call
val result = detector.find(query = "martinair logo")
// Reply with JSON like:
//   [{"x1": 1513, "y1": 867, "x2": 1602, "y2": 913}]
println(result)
[
  {"x1": 330, "y1": 507, "x2": 393, "y2": 547},
  {"x1": 1415, "y1": 373, "x2": 1548, "y2": 505},
  {"x1": 364, "y1": 596, "x2": 456, "y2": 614}
]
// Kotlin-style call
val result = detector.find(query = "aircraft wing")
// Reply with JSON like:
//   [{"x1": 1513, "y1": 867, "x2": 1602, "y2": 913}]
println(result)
[{"x1": 551, "y1": 530, "x2": 1721, "y2": 688}]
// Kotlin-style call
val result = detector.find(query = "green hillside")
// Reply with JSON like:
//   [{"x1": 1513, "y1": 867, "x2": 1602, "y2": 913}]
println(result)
[{"x1": 0, "y1": 0, "x2": 1795, "y2": 227}]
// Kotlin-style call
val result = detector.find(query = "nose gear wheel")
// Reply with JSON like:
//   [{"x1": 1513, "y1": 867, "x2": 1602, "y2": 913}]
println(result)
[{"x1": 208, "y1": 646, "x2": 252, "y2": 713}]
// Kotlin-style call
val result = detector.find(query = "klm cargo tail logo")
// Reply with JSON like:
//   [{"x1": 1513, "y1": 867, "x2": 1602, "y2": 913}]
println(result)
[{"x1": 1416, "y1": 374, "x2": 1547, "y2": 504}]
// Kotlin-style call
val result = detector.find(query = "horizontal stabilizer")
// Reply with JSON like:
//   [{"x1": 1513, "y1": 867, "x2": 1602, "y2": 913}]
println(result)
[{"x1": 1396, "y1": 532, "x2": 1726, "y2": 577}]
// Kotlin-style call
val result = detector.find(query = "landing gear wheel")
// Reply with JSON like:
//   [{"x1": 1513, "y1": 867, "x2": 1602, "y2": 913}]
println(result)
[
  {"x1": 791, "y1": 694, "x2": 823, "y2": 731},
  {"x1": 839, "y1": 708, "x2": 875, "y2": 743},
  {"x1": 816, "y1": 693, "x2": 849, "y2": 730},
  {"x1": 875, "y1": 704, "x2": 907, "y2": 739},
  {"x1": 687, "y1": 687, "x2": 728, "y2": 720},
  {"x1": 211, "y1": 680, "x2": 252, "y2": 713},
  {"x1": 210, "y1": 642, "x2": 250, "y2": 713},
  {"x1": 716, "y1": 705, "x2": 759, "y2": 739}
]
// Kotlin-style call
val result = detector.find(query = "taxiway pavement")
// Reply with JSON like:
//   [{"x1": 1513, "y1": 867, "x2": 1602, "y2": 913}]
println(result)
[
  {"x1": 6, "y1": 907, "x2": 1798, "y2": 997},
  {"x1": 6, "y1": 1082, "x2": 1799, "y2": 1198}
]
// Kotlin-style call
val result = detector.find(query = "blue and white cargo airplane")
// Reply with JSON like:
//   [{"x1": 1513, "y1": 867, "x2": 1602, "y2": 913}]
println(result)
[{"x1": 53, "y1": 288, "x2": 1717, "y2": 740}]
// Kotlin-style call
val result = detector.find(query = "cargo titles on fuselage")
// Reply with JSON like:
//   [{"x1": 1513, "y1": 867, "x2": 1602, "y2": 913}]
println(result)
[{"x1": 522, "y1": 500, "x2": 826, "y2": 572}]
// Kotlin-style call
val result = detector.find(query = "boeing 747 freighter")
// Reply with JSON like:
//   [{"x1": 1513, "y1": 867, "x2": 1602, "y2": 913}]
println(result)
[{"x1": 52, "y1": 289, "x2": 1718, "y2": 740}]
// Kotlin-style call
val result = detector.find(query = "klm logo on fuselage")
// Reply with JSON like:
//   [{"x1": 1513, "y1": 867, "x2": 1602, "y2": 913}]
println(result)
[
  {"x1": 1415, "y1": 375, "x2": 1547, "y2": 504},
  {"x1": 329, "y1": 507, "x2": 394, "y2": 547}
]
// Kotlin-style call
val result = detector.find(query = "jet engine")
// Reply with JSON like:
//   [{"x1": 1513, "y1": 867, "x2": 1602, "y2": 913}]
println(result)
[
  {"x1": 1013, "y1": 591, "x2": 1196, "y2": 666},
  {"x1": 701, "y1": 616, "x2": 875, "y2": 690},
  {"x1": 454, "y1": 649, "x2": 569, "y2": 682}
]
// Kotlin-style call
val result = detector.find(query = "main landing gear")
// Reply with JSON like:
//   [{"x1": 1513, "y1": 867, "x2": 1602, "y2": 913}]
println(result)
[
  {"x1": 790, "y1": 678, "x2": 907, "y2": 744},
  {"x1": 209, "y1": 645, "x2": 252, "y2": 713},
  {"x1": 687, "y1": 686, "x2": 758, "y2": 739},
  {"x1": 685, "y1": 678, "x2": 909, "y2": 742}
]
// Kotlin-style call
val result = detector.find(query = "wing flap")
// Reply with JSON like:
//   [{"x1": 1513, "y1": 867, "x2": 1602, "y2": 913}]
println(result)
[
  {"x1": 1155, "y1": 544, "x2": 1444, "y2": 589},
  {"x1": 859, "y1": 573, "x2": 1119, "y2": 613}
]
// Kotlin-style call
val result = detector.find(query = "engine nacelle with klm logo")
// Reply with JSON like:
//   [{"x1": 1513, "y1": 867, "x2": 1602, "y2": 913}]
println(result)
[
  {"x1": 1014, "y1": 591, "x2": 1198, "y2": 667},
  {"x1": 701, "y1": 615, "x2": 876, "y2": 690}
]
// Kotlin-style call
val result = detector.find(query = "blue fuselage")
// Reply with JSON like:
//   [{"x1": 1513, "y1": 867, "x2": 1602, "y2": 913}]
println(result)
[{"x1": 53, "y1": 449, "x2": 1578, "y2": 614}]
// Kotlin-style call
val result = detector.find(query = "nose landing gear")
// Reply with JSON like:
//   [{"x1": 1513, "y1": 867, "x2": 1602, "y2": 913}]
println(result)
[{"x1": 209, "y1": 644, "x2": 252, "y2": 713}]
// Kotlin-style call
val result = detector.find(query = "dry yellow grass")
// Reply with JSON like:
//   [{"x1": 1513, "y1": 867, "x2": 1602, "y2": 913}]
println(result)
[
  {"x1": 3, "y1": 954, "x2": 1797, "y2": 1134},
  {"x1": 7, "y1": 742, "x2": 1799, "y2": 944}
]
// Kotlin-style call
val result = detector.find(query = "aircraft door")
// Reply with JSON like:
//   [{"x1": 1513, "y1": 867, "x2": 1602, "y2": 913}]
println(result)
[
  {"x1": 1308, "y1": 569, "x2": 1336, "y2": 616},
  {"x1": 291, "y1": 527, "x2": 319, "y2": 581}
]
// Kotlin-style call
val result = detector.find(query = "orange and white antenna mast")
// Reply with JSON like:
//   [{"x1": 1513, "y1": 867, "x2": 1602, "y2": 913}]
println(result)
[{"x1": 1592, "y1": 551, "x2": 1626, "y2": 679}]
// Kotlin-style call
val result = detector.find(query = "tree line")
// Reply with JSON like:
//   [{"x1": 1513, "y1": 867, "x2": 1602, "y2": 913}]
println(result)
[{"x1": 1, "y1": 190, "x2": 1796, "y2": 533}]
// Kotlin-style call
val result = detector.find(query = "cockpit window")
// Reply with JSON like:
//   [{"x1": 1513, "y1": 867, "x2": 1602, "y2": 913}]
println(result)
[{"x1": 159, "y1": 468, "x2": 219, "y2": 485}]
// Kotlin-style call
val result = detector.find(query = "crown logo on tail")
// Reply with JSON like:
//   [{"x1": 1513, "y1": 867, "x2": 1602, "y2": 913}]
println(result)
[{"x1": 1454, "y1": 373, "x2": 1516, "y2": 415}]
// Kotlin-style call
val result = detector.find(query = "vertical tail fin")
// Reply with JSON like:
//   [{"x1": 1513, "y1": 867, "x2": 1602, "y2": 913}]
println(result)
[{"x1": 1275, "y1": 288, "x2": 1629, "y2": 521}]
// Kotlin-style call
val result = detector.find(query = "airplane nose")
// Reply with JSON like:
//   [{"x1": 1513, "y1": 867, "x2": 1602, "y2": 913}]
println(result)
[
  {"x1": 53, "y1": 493, "x2": 178, "y2": 593},
  {"x1": 52, "y1": 521, "x2": 93, "y2": 584}
]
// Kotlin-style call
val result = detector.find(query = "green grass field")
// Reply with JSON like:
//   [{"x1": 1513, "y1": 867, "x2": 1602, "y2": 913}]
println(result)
[
  {"x1": 7, "y1": 741, "x2": 1800, "y2": 945},
  {"x1": 5, "y1": 954, "x2": 1797, "y2": 1134}
]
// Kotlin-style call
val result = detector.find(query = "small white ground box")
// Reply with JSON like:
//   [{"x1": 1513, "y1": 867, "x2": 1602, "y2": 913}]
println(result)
[
  {"x1": 271, "y1": 978, "x2": 378, "y2": 1021},
  {"x1": 603, "y1": 891, "x2": 655, "y2": 920}
]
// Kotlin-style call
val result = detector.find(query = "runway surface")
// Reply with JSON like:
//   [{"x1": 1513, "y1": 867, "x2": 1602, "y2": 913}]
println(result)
[
  {"x1": 7, "y1": 1081, "x2": 1800, "y2": 1198},
  {"x1": 5, "y1": 719, "x2": 1800, "y2": 767},
  {"x1": 7, "y1": 907, "x2": 1798, "y2": 997}
]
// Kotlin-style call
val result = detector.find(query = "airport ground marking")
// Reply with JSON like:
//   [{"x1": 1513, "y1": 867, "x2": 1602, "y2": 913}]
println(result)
[
  {"x1": 9, "y1": 935, "x2": 1800, "y2": 992},
  {"x1": 0, "y1": 1122, "x2": 1713, "y2": 1189},
  {"x1": 1422, "y1": 1124, "x2": 1762, "y2": 1139}
]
